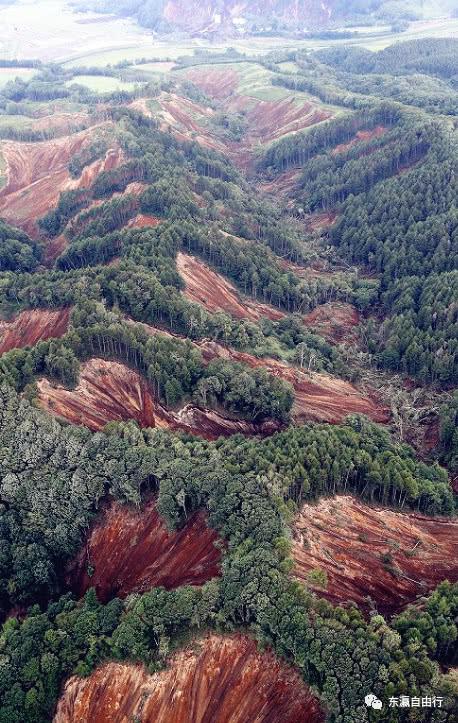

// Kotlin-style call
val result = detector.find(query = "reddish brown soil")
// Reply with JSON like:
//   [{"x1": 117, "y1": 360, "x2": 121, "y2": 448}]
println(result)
[
  {"x1": 37, "y1": 359, "x2": 156, "y2": 430},
  {"x1": 260, "y1": 168, "x2": 302, "y2": 197},
  {"x1": 68, "y1": 501, "x2": 221, "y2": 602},
  {"x1": 54, "y1": 634, "x2": 324, "y2": 723},
  {"x1": 244, "y1": 98, "x2": 331, "y2": 145},
  {"x1": 307, "y1": 211, "x2": 338, "y2": 231},
  {"x1": 184, "y1": 68, "x2": 240, "y2": 100},
  {"x1": 0, "y1": 307, "x2": 70, "y2": 355},
  {"x1": 197, "y1": 339, "x2": 389, "y2": 425},
  {"x1": 37, "y1": 358, "x2": 280, "y2": 439},
  {"x1": 176, "y1": 252, "x2": 284, "y2": 322},
  {"x1": 332, "y1": 126, "x2": 386, "y2": 156},
  {"x1": 292, "y1": 495, "x2": 458, "y2": 614},
  {"x1": 126, "y1": 213, "x2": 162, "y2": 229},
  {"x1": 0, "y1": 127, "x2": 122, "y2": 236},
  {"x1": 303, "y1": 302, "x2": 360, "y2": 344}
]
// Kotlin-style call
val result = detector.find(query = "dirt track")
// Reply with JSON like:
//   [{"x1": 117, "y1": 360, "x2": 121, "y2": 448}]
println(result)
[
  {"x1": 293, "y1": 495, "x2": 458, "y2": 614},
  {"x1": 68, "y1": 501, "x2": 221, "y2": 602},
  {"x1": 54, "y1": 634, "x2": 324, "y2": 723}
]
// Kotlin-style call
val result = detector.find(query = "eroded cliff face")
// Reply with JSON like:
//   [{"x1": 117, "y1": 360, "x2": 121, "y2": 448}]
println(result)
[
  {"x1": 54, "y1": 634, "x2": 324, "y2": 723},
  {"x1": 293, "y1": 495, "x2": 458, "y2": 614},
  {"x1": 0, "y1": 126, "x2": 122, "y2": 237},
  {"x1": 0, "y1": 307, "x2": 71, "y2": 355},
  {"x1": 36, "y1": 358, "x2": 280, "y2": 439},
  {"x1": 68, "y1": 501, "x2": 221, "y2": 601},
  {"x1": 161, "y1": 0, "x2": 336, "y2": 35}
]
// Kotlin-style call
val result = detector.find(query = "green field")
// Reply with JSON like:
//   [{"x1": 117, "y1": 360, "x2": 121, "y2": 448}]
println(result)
[
  {"x1": 0, "y1": 67, "x2": 37, "y2": 88},
  {"x1": 65, "y1": 75, "x2": 142, "y2": 93}
]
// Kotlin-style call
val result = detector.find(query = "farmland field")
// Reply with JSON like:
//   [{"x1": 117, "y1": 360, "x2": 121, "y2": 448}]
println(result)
[
  {"x1": 65, "y1": 74, "x2": 141, "y2": 93},
  {"x1": 0, "y1": 66, "x2": 37, "y2": 87}
]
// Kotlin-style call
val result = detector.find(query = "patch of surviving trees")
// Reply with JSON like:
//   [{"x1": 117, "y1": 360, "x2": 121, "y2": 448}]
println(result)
[
  {"x1": 0, "y1": 40, "x2": 457, "y2": 723},
  {"x1": 260, "y1": 98, "x2": 457, "y2": 387}
]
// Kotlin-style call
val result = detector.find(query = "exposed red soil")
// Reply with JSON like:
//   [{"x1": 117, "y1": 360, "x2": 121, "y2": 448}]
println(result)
[
  {"x1": 307, "y1": 211, "x2": 338, "y2": 231},
  {"x1": 43, "y1": 233, "x2": 68, "y2": 264},
  {"x1": 176, "y1": 252, "x2": 285, "y2": 322},
  {"x1": 260, "y1": 168, "x2": 302, "y2": 198},
  {"x1": 0, "y1": 307, "x2": 70, "y2": 355},
  {"x1": 37, "y1": 359, "x2": 156, "y2": 431},
  {"x1": 128, "y1": 322, "x2": 388, "y2": 426},
  {"x1": 126, "y1": 213, "x2": 162, "y2": 229},
  {"x1": 158, "y1": 93, "x2": 229, "y2": 154},
  {"x1": 244, "y1": 98, "x2": 331, "y2": 145},
  {"x1": 184, "y1": 68, "x2": 240, "y2": 100},
  {"x1": 303, "y1": 302, "x2": 360, "y2": 344},
  {"x1": 68, "y1": 501, "x2": 221, "y2": 602},
  {"x1": 0, "y1": 127, "x2": 122, "y2": 236},
  {"x1": 332, "y1": 126, "x2": 386, "y2": 156},
  {"x1": 54, "y1": 634, "x2": 324, "y2": 723},
  {"x1": 37, "y1": 358, "x2": 280, "y2": 439},
  {"x1": 292, "y1": 495, "x2": 458, "y2": 614},
  {"x1": 196, "y1": 339, "x2": 389, "y2": 425}
]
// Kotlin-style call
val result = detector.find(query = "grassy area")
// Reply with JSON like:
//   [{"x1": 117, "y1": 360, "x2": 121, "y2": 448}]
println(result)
[
  {"x1": 0, "y1": 67, "x2": 37, "y2": 88},
  {"x1": 63, "y1": 44, "x2": 196, "y2": 68},
  {"x1": 0, "y1": 113, "x2": 35, "y2": 129},
  {"x1": 65, "y1": 75, "x2": 141, "y2": 93}
]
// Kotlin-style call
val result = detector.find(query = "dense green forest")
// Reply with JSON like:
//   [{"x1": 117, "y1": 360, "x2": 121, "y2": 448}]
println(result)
[
  {"x1": 0, "y1": 33, "x2": 457, "y2": 723},
  {"x1": 260, "y1": 92, "x2": 458, "y2": 385},
  {"x1": 0, "y1": 388, "x2": 455, "y2": 722}
]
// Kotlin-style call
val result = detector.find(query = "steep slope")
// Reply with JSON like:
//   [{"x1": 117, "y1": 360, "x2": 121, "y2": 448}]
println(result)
[
  {"x1": 198, "y1": 340, "x2": 389, "y2": 424},
  {"x1": 0, "y1": 307, "x2": 70, "y2": 355},
  {"x1": 292, "y1": 495, "x2": 458, "y2": 614},
  {"x1": 68, "y1": 501, "x2": 221, "y2": 601},
  {"x1": 54, "y1": 634, "x2": 324, "y2": 723},
  {"x1": 37, "y1": 358, "x2": 281, "y2": 439},
  {"x1": 176, "y1": 252, "x2": 285, "y2": 321},
  {"x1": 0, "y1": 128, "x2": 122, "y2": 236}
]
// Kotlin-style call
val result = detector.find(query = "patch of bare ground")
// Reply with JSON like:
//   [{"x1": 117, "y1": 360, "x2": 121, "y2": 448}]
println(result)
[
  {"x1": 54, "y1": 634, "x2": 324, "y2": 723},
  {"x1": 332, "y1": 126, "x2": 386, "y2": 156},
  {"x1": 126, "y1": 213, "x2": 162, "y2": 229},
  {"x1": 183, "y1": 68, "x2": 240, "y2": 101},
  {"x1": 307, "y1": 211, "x2": 338, "y2": 231},
  {"x1": 67, "y1": 501, "x2": 222, "y2": 602},
  {"x1": 259, "y1": 168, "x2": 302, "y2": 198},
  {"x1": 36, "y1": 358, "x2": 280, "y2": 440},
  {"x1": 176, "y1": 252, "x2": 285, "y2": 322},
  {"x1": 0, "y1": 126, "x2": 123, "y2": 236},
  {"x1": 292, "y1": 495, "x2": 458, "y2": 615},
  {"x1": 135, "y1": 324, "x2": 389, "y2": 426},
  {"x1": 0, "y1": 307, "x2": 70, "y2": 355},
  {"x1": 303, "y1": 302, "x2": 360, "y2": 344}
]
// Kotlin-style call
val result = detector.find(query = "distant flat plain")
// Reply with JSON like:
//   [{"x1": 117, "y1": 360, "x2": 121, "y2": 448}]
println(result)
[{"x1": 0, "y1": 0, "x2": 457, "y2": 66}]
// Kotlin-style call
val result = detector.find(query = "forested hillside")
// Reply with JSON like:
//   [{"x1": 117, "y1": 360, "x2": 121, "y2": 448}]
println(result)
[{"x1": 0, "y1": 29, "x2": 457, "y2": 723}]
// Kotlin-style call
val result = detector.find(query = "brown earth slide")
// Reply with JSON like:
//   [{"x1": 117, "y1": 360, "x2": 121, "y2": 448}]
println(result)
[
  {"x1": 177, "y1": 252, "x2": 285, "y2": 321},
  {"x1": 0, "y1": 126, "x2": 122, "y2": 236},
  {"x1": 68, "y1": 501, "x2": 221, "y2": 602},
  {"x1": 36, "y1": 358, "x2": 280, "y2": 439},
  {"x1": 197, "y1": 339, "x2": 388, "y2": 424},
  {"x1": 54, "y1": 634, "x2": 324, "y2": 723},
  {"x1": 292, "y1": 495, "x2": 458, "y2": 614},
  {"x1": 0, "y1": 307, "x2": 71, "y2": 355}
]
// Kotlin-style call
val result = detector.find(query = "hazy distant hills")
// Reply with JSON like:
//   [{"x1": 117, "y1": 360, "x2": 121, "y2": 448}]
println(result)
[{"x1": 82, "y1": 0, "x2": 458, "y2": 36}]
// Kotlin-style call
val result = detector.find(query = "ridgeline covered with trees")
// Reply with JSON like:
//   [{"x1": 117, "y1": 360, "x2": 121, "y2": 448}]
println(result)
[{"x1": 0, "y1": 32, "x2": 457, "y2": 723}]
